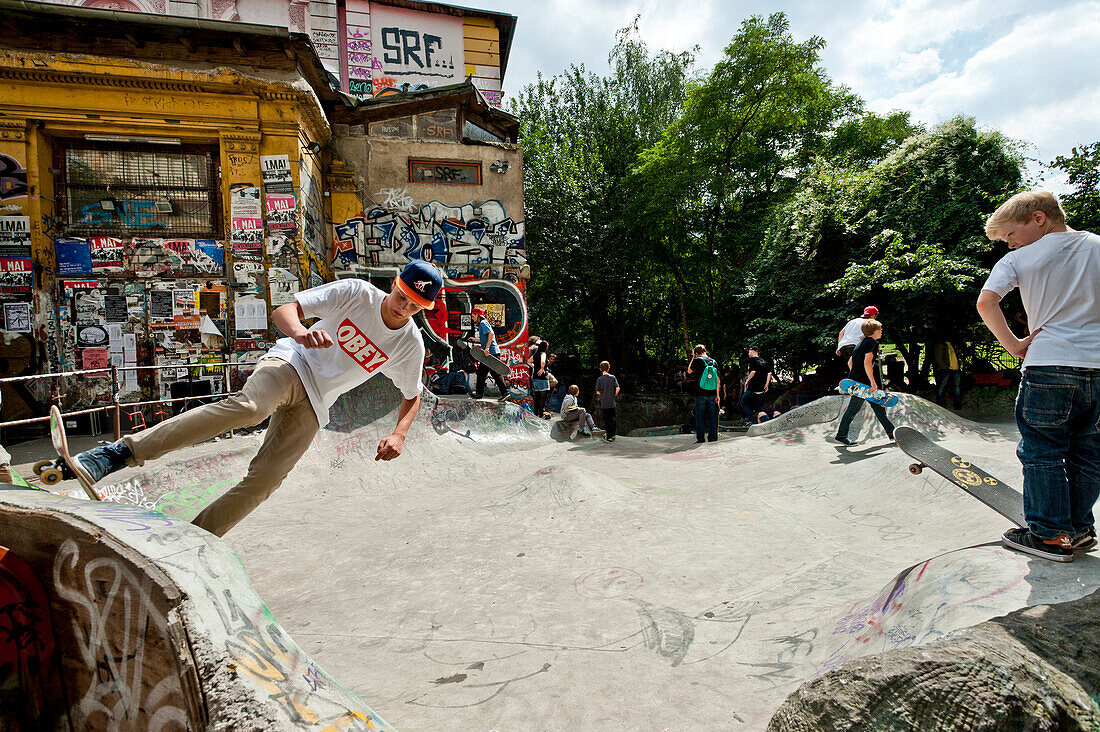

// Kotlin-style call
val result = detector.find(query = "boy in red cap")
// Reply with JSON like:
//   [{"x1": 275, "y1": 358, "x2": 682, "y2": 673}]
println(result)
[{"x1": 71, "y1": 260, "x2": 441, "y2": 536}]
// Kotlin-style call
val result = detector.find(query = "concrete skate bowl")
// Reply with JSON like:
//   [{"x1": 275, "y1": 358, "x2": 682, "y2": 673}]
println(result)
[
  {"x1": 13, "y1": 383, "x2": 1100, "y2": 729},
  {"x1": 0, "y1": 488, "x2": 393, "y2": 731}
]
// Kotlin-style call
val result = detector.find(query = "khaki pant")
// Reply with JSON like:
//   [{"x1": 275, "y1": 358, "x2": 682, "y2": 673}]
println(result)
[{"x1": 123, "y1": 358, "x2": 319, "y2": 537}]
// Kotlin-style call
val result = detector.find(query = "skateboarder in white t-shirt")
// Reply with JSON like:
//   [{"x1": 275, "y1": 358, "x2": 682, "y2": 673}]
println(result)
[{"x1": 71, "y1": 260, "x2": 441, "y2": 536}]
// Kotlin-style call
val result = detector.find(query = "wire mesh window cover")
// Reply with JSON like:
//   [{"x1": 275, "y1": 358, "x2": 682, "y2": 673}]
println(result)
[{"x1": 60, "y1": 143, "x2": 221, "y2": 237}]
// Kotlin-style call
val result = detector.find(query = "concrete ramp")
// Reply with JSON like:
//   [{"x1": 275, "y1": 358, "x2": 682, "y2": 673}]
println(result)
[{"x1": 0, "y1": 488, "x2": 393, "y2": 730}]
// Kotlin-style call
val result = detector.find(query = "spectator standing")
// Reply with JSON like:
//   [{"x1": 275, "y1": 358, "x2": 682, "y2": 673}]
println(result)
[
  {"x1": 740, "y1": 346, "x2": 773, "y2": 421},
  {"x1": 687, "y1": 344, "x2": 720, "y2": 443},
  {"x1": 595, "y1": 361, "x2": 621, "y2": 442},
  {"x1": 978, "y1": 190, "x2": 1100, "y2": 562},
  {"x1": 934, "y1": 341, "x2": 963, "y2": 409},
  {"x1": 531, "y1": 340, "x2": 551, "y2": 417}
]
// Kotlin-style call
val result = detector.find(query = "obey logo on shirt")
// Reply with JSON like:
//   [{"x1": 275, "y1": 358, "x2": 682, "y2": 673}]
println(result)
[{"x1": 337, "y1": 318, "x2": 388, "y2": 373}]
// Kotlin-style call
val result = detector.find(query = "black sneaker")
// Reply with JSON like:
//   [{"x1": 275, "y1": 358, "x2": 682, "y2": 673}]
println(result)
[
  {"x1": 1073, "y1": 527, "x2": 1097, "y2": 552},
  {"x1": 834, "y1": 436, "x2": 854, "y2": 446},
  {"x1": 1002, "y1": 527, "x2": 1073, "y2": 562}
]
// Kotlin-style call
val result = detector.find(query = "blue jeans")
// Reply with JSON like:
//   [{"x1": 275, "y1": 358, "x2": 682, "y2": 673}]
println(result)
[
  {"x1": 835, "y1": 396, "x2": 895, "y2": 440},
  {"x1": 1015, "y1": 366, "x2": 1100, "y2": 539},
  {"x1": 695, "y1": 395, "x2": 718, "y2": 442},
  {"x1": 936, "y1": 369, "x2": 962, "y2": 408},
  {"x1": 740, "y1": 390, "x2": 765, "y2": 420}
]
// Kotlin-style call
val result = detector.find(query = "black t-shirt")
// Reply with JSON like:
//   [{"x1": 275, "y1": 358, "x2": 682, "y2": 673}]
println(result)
[
  {"x1": 690, "y1": 356, "x2": 717, "y2": 396},
  {"x1": 847, "y1": 337, "x2": 881, "y2": 385},
  {"x1": 746, "y1": 357, "x2": 770, "y2": 392}
]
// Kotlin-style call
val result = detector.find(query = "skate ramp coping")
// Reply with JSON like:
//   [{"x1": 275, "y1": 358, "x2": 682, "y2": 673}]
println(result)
[
  {"x1": 748, "y1": 393, "x2": 1004, "y2": 441},
  {"x1": 0, "y1": 488, "x2": 392, "y2": 731}
]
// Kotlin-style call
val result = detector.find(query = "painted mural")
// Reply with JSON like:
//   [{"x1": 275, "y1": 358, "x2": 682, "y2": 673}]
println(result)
[{"x1": 332, "y1": 196, "x2": 529, "y2": 386}]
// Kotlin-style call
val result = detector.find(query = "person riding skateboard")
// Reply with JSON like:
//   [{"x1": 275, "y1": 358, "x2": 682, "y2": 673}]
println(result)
[
  {"x1": 69, "y1": 260, "x2": 440, "y2": 537},
  {"x1": 833, "y1": 319, "x2": 895, "y2": 446},
  {"x1": 469, "y1": 307, "x2": 510, "y2": 401},
  {"x1": 978, "y1": 190, "x2": 1100, "y2": 562}
]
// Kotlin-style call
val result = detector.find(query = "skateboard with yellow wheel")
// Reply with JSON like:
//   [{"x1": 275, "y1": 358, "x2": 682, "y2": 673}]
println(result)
[{"x1": 894, "y1": 426, "x2": 1022, "y2": 526}]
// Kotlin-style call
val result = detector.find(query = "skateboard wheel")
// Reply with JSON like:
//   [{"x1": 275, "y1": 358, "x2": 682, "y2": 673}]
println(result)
[
  {"x1": 40, "y1": 468, "x2": 64, "y2": 485},
  {"x1": 908, "y1": 464, "x2": 923, "y2": 475},
  {"x1": 32, "y1": 459, "x2": 54, "y2": 476}
]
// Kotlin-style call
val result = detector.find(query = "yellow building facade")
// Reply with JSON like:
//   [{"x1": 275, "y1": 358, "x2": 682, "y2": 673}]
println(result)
[{"x1": 0, "y1": 6, "x2": 341, "y2": 422}]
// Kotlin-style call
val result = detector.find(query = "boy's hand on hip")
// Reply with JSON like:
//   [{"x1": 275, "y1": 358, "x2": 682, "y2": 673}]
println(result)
[
  {"x1": 295, "y1": 330, "x2": 333, "y2": 349},
  {"x1": 1007, "y1": 328, "x2": 1041, "y2": 358},
  {"x1": 376, "y1": 434, "x2": 406, "y2": 461}
]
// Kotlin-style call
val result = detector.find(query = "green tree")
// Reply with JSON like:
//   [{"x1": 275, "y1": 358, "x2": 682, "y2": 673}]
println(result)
[
  {"x1": 512, "y1": 21, "x2": 696, "y2": 367},
  {"x1": 631, "y1": 12, "x2": 859, "y2": 361},
  {"x1": 1051, "y1": 142, "x2": 1100, "y2": 232},
  {"x1": 825, "y1": 117, "x2": 1024, "y2": 375}
]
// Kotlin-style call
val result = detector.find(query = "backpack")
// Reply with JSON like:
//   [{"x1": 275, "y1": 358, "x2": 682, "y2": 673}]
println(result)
[{"x1": 699, "y1": 358, "x2": 719, "y2": 391}]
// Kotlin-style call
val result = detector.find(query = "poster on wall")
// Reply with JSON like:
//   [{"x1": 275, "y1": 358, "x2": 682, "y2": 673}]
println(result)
[
  {"x1": 0, "y1": 258, "x2": 32, "y2": 294},
  {"x1": 3, "y1": 301, "x2": 31, "y2": 332},
  {"x1": 90, "y1": 236, "x2": 125, "y2": 272},
  {"x1": 195, "y1": 239, "x2": 225, "y2": 270},
  {"x1": 268, "y1": 267, "x2": 300, "y2": 306},
  {"x1": 0, "y1": 216, "x2": 30, "y2": 257},
  {"x1": 230, "y1": 184, "x2": 264, "y2": 254},
  {"x1": 261, "y1": 155, "x2": 293, "y2": 194},
  {"x1": 369, "y1": 4, "x2": 464, "y2": 92},
  {"x1": 55, "y1": 238, "x2": 92, "y2": 276}
]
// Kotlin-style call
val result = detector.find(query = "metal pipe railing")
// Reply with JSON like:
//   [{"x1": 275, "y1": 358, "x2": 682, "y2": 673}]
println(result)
[{"x1": 0, "y1": 358, "x2": 260, "y2": 440}]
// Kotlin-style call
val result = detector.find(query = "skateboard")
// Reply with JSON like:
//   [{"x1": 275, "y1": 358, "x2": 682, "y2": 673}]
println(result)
[
  {"x1": 840, "y1": 378, "x2": 899, "y2": 408},
  {"x1": 894, "y1": 426, "x2": 1024, "y2": 526},
  {"x1": 35, "y1": 405, "x2": 100, "y2": 501},
  {"x1": 458, "y1": 339, "x2": 511, "y2": 377}
]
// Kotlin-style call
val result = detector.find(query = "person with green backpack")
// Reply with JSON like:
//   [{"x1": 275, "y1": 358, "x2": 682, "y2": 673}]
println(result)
[{"x1": 688, "y1": 344, "x2": 721, "y2": 443}]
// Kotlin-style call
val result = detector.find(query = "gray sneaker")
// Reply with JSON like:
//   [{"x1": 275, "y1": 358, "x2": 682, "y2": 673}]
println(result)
[{"x1": 74, "y1": 442, "x2": 133, "y2": 482}]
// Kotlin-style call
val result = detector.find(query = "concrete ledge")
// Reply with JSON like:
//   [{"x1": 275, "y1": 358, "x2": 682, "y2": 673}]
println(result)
[
  {"x1": 0, "y1": 489, "x2": 393, "y2": 731},
  {"x1": 768, "y1": 586, "x2": 1100, "y2": 731}
]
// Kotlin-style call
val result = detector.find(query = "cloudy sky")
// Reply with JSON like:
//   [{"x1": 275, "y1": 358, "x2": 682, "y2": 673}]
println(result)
[{"x1": 476, "y1": 0, "x2": 1100, "y2": 188}]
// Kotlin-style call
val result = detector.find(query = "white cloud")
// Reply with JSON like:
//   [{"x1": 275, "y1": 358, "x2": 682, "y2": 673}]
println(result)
[{"x1": 486, "y1": 0, "x2": 1100, "y2": 186}]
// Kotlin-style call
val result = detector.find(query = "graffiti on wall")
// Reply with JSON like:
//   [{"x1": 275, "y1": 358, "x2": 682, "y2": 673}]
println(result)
[
  {"x1": 332, "y1": 198, "x2": 525, "y2": 280},
  {"x1": 0, "y1": 153, "x2": 28, "y2": 201}
]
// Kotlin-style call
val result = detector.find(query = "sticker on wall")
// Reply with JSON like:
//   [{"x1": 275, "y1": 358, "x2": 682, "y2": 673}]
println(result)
[
  {"x1": 81, "y1": 347, "x2": 110, "y2": 372},
  {"x1": 3, "y1": 301, "x2": 31, "y2": 332},
  {"x1": 104, "y1": 294, "x2": 128, "y2": 324},
  {"x1": 195, "y1": 239, "x2": 225, "y2": 270}
]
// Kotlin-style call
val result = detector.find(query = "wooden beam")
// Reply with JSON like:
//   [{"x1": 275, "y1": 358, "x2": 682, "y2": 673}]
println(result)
[{"x1": 232, "y1": 37, "x2": 245, "y2": 56}]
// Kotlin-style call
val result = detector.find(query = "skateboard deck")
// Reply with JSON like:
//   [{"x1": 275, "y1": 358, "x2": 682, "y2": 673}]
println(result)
[
  {"x1": 459, "y1": 340, "x2": 511, "y2": 377},
  {"x1": 894, "y1": 426, "x2": 1024, "y2": 526},
  {"x1": 48, "y1": 405, "x2": 101, "y2": 501},
  {"x1": 840, "y1": 379, "x2": 899, "y2": 408}
]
